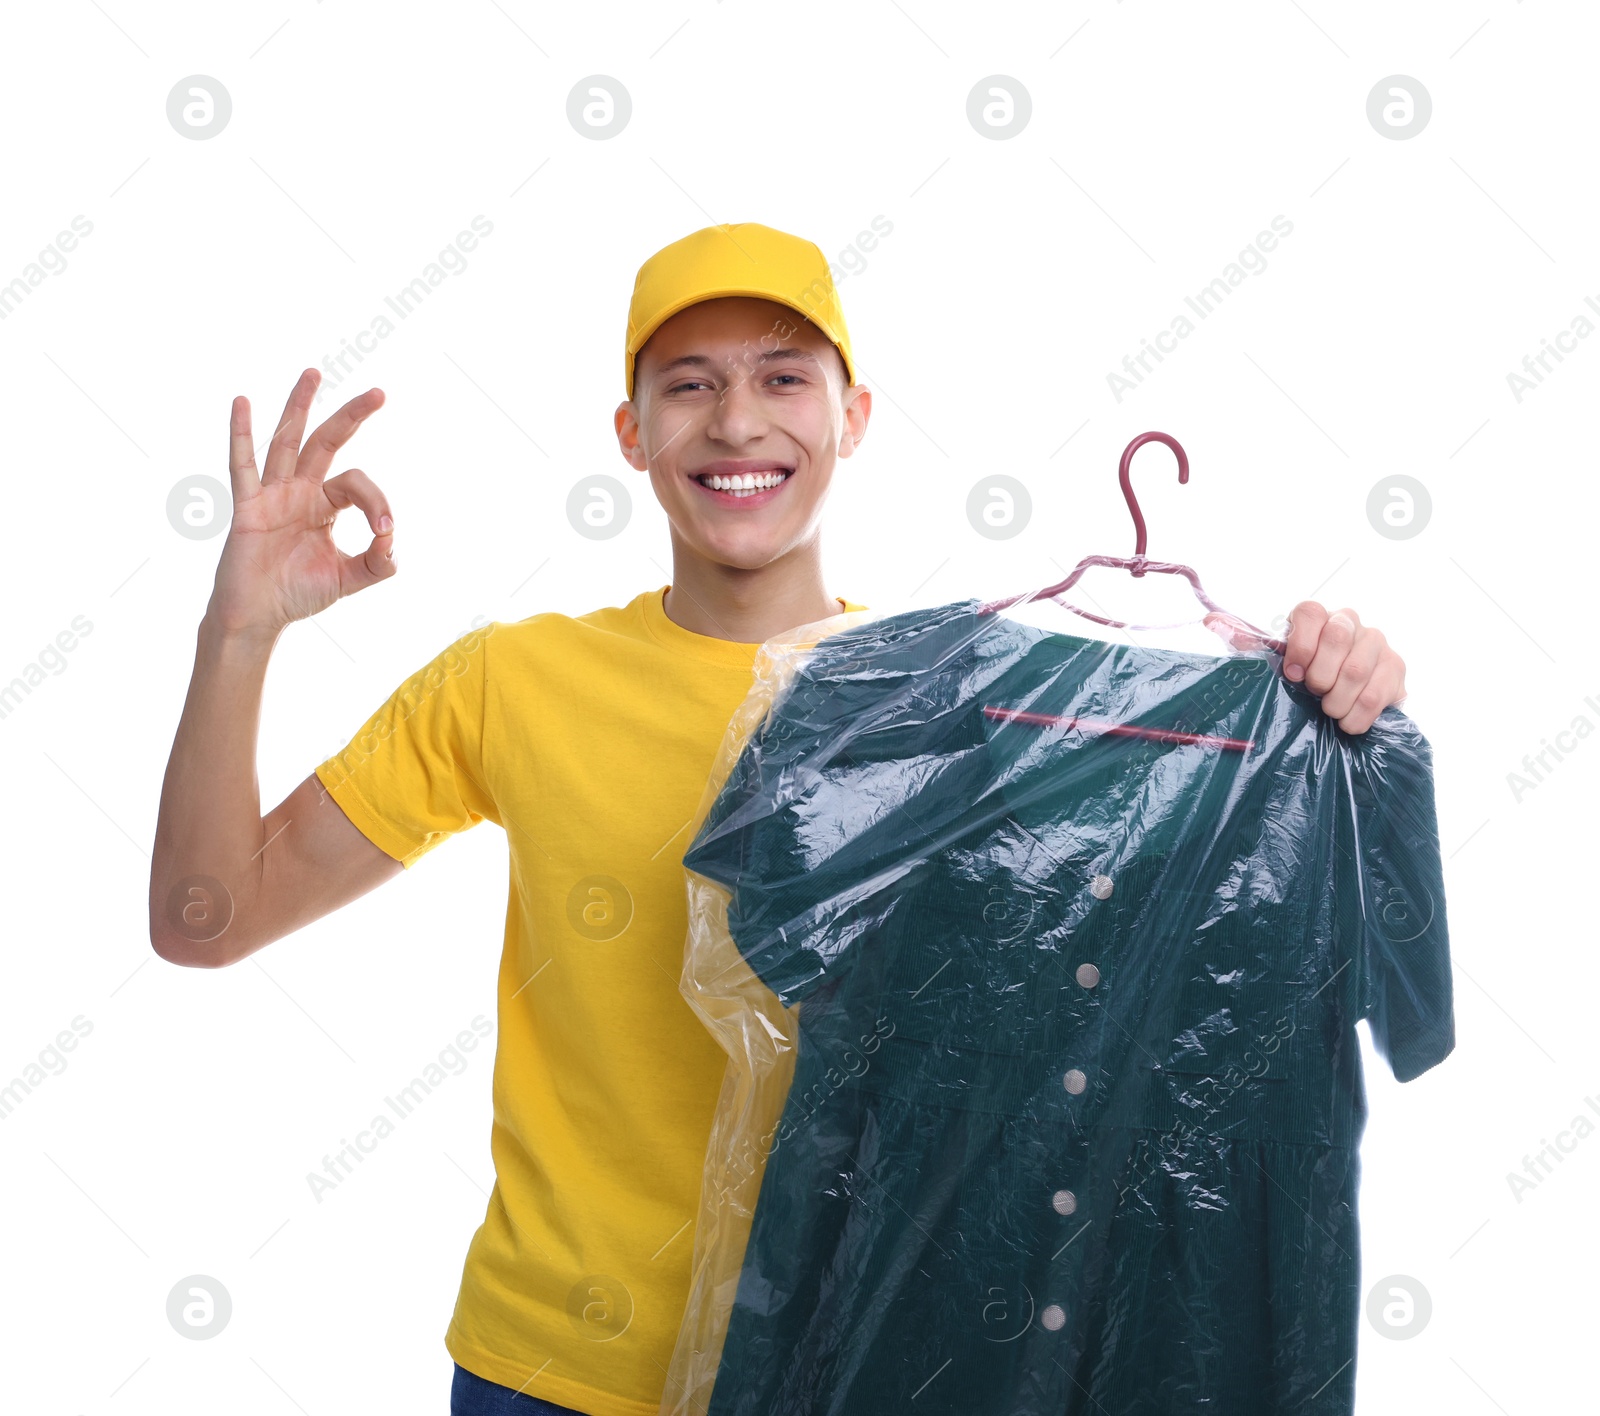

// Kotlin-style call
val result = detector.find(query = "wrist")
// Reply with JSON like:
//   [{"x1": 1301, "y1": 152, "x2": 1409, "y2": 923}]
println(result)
[{"x1": 198, "y1": 609, "x2": 283, "y2": 662}]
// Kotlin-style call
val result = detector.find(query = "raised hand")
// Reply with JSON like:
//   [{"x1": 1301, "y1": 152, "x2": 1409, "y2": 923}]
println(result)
[{"x1": 208, "y1": 369, "x2": 395, "y2": 640}]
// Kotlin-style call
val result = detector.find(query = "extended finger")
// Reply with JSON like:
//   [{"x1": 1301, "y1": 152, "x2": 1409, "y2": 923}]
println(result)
[
  {"x1": 1281, "y1": 600, "x2": 1328, "y2": 683},
  {"x1": 1318, "y1": 627, "x2": 1384, "y2": 723},
  {"x1": 1302, "y1": 608, "x2": 1361, "y2": 696},
  {"x1": 228, "y1": 395, "x2": 261, "y2": 504},
  {"x1": 296, "y1": 387, "x2": 386, "y2": 484},
  {"x1": 262, "y1": 368, "x2": 322, "y2": 485}
]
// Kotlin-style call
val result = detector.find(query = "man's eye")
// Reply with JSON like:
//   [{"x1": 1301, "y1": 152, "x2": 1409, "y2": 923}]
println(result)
[
  {"x1": 767, "y1": 373, "x2": 804, "y2": 386},
  {"x1": 668, "y1": 380, "x2": 712, "y2": 394}
]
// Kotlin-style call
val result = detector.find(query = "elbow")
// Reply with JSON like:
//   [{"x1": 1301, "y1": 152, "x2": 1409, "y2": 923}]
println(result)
[
  {"x1": 149, "y1": 930, "x2": 235, "y2": 969},
  {"x1": 149, "y1": 872, "x2": 246, "y2": 967},
  {"x1": 148, "y1": 917, "x2": 243, "y2": 969}
]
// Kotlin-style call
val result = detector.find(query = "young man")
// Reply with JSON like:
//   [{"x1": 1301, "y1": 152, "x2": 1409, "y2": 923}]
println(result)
[{"x1": 149, "y1": 222, "x2": 1408, "y2": 1416}]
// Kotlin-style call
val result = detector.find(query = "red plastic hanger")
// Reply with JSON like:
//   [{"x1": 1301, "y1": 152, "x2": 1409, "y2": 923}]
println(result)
[
  {"x1": 976, "y1": 431, "x2": 1280, "y2": 752},
  {"x1": 977, "y1": 431, "x2": 1285, "y2": 654}
]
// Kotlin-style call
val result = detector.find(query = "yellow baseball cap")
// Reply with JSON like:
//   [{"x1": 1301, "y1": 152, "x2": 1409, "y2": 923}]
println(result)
[{"x1": 624, "y1": 222, "x2": 857, "y2": 399}]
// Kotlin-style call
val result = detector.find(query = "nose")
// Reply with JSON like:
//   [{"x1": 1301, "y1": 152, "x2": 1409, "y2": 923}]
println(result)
[{"x1": 704, "y1": 365, "x2": 772, "y2": 446}]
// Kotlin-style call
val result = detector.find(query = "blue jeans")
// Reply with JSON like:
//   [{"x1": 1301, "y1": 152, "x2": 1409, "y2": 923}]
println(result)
[{"x1": 450, "y1": 1362, "x2": 590, "y2": 1415}]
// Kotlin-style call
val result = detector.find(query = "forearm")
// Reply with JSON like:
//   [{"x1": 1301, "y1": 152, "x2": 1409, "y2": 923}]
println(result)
[{"x1": 148, "y1": 613, "x2": 282, "y2": 964}]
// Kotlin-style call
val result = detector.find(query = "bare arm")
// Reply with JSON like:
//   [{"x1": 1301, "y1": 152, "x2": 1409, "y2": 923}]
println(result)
[{"x1": 149, "y1": 370, "x2": 403, "y2": 967}]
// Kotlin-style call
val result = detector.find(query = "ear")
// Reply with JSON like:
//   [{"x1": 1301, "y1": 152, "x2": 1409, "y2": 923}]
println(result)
[
  {"x1": 614, "y1": 402, "x2": 649, "y2": 471},
  {"x1": 837, "y1": 386, "x2": 872, "y2": 459}
]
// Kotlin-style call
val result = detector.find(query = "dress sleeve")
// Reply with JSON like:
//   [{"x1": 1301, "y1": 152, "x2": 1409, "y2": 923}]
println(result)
[
  {"x1": 313, "y1": 623, "x2": 501, "y2": 868},
  {"x1": 684, "y1": 608, "x2": 1002, "y2": 1009},
  {"x1": 1340, "y1": 707, "x2": 1456, "y2": 1082},
  {"x1": 681, "y1": 644, "x2": 863, "y2": 1009}
]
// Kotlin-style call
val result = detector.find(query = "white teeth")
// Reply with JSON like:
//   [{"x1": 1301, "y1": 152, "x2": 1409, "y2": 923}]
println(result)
[{"x1": 699, "y1": 470, "x2": 790, "y2": 495}]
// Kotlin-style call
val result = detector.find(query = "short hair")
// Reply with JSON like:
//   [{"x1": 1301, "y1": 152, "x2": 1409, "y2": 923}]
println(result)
[{"x1": 831, "y1": 345, "x2": 851, "y2": 390}]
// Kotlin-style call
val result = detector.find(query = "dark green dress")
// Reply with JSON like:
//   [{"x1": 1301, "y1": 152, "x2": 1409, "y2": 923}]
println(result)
[{"x1": 682, "y1": 599, "x2": 1454, "y2": 1415}]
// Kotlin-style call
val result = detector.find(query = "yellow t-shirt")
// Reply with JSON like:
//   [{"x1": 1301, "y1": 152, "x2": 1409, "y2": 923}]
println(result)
[{"x1": 314, "y1": 583, "x2": 867, "y2": 1416}]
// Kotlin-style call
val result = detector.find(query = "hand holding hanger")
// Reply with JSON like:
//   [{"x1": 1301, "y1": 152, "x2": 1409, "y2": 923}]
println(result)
[{"x1": 980, "y1": 432, "x2": 1409, "y2": 735}]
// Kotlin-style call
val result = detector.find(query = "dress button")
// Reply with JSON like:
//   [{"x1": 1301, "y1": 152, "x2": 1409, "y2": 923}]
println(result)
[
  {"x1": 1041, "y1": 1304, "x2": 1067, "y2": 1331},
  {"x1": 1052, "y1": 1189, "x2": 1078, "y2": 1215},
  {"x1": 1062, "y1": 1069, "x2": 1087, "y2": 1095},
  {"x1": 1089, "y1": 873, "x2": 1114, "y2": 900},
  {"x1": 1075, "y1": 962, "x2": 1100, "y2": 989}
]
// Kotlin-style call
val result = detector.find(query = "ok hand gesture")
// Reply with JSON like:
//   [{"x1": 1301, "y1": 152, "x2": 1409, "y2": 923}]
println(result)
[{"x1": 208, "y1": 368, "x2": 395, "y2": 641}]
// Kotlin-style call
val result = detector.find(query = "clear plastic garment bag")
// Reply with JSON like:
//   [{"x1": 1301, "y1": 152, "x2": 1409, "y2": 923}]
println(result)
[{"x1": 665, "y1": 435, "x2": 1455, "y2": 1416}]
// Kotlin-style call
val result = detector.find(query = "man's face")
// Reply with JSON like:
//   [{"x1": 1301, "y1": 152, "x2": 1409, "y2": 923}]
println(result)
[{"x1": 615, "y1": 296, "x2": 870, "y2": 571}]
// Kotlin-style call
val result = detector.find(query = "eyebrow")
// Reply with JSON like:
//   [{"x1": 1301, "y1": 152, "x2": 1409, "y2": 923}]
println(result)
[{"x1": 653, "y1": 347, "x2": 823, "y2": 377}]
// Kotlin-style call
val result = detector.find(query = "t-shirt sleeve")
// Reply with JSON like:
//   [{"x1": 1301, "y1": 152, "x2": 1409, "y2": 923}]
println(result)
[
  {"x1": 313, "y1": 623, "x2": 500, "y2": 868},
  {"x1": 1340, "y1": 707, "x2": 1456, "y2": 1082}
]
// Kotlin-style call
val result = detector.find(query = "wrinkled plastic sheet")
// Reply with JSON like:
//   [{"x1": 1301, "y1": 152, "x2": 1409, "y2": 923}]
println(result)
[{"x1": 665, "y1": 597, "x2": 1454, "y2": 1416}]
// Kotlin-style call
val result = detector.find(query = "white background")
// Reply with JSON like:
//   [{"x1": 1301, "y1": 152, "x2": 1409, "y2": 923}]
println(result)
[{"x1": 1, "y1": 1, "x2": 1593, "y2": 1412}]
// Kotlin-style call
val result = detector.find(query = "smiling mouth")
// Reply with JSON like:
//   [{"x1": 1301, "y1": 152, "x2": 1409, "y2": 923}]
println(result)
[{"x1": 693, "y1": 468, "x2": 793, "y2": 499}]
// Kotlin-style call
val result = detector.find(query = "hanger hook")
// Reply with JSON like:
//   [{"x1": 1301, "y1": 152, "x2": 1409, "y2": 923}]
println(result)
[{"x1": 1118, "y1": 432, "x2": 1189, "y2": 576}]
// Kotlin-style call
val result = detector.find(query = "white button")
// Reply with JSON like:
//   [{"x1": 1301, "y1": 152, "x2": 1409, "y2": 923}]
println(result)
[
  {"x1": 1041, "y1": 1303, "x2": 1067, "y2": 1331},
  {"x1": 1075, "y1": 962, "x2": 1100, "y2": 989},
  {"x1": 1089, "y1": 874, "x2": 1114, "y2": 900},
  {"x1": 1052, "y1": 1189, "x2": 1077, "y2": 1215},
  {"x1": 1063, "y1": 1069, "x2": 1087, "y2": 1095}
]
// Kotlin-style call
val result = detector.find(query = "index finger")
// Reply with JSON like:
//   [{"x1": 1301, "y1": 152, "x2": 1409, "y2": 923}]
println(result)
[
  {"x1": 1282, "y1": 600, "x2": 1328, "y2": 682},
  {"x1": 294, "y1": 387, "x2": 386, "y2": 484}
]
